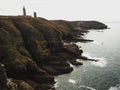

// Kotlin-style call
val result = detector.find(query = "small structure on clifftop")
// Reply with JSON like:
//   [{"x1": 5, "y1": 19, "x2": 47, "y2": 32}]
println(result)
[
  {"x1": 22, "y1": 6, "x2": 38, "y2": 18},
  {"x1": 23, "y1": 6, "x2": 26, "y2": 16},
  {"x1": 34, "y1": 12, "x2": 37, "y2": 18}
]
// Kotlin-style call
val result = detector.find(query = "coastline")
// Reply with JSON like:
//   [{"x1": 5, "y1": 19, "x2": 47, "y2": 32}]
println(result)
[{"x1": 0, "y1": 16, "x2": 107, "y2": 90}]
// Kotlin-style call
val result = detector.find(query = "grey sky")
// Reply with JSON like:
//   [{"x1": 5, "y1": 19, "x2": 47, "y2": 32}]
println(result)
[{"x1": 0, "y1": 0, "x2": 120, "y2": 21}]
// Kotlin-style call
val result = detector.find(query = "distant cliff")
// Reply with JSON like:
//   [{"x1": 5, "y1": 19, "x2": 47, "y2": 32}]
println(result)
[{"x1": 0, "y1": 16, "x2": 107, "y2": 90}]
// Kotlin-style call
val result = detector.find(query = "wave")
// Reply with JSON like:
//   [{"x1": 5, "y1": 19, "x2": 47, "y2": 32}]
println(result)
[
  {"x1": 109, "y1": 82, "x2": 120, "y2": 90},
  {"x1": 82, "y1": 52, "x2": 92, "y2": 58},
  {"x1": 92, "y1": 41, "x2": 103, "y2": 45},
  {"x1": 83, "y1": 52, "x2": 107, "y2": 68},
  {"x1": 91, "y1": 57, "x2": 107, "y2": 68},
  {"x1": 67, "y1": 62, "x2": 74, "y2": 68},
  {"x1": 68, "y1": 79, "x2": 76, "y2": 84},
  {"x1": 54, "y1": 79, "x2": 59, "y2": 88},
  {"x1": 109, "y1": 87, "x2": 120, "y2": 90},
  {"x1": 76, "y1": 59, "x2": 83, "y2": 63},
  {"x1": 78, "y1": 85, "x2": 96, "y2": 90}
]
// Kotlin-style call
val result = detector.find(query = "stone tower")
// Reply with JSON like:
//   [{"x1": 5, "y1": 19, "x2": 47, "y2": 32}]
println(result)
[
  {"x1": 34, "y1": 12, "x2": 37, "y2": 18},
  {"x1": 23, "y1": 6, "x2": 26, "y2": 16}
]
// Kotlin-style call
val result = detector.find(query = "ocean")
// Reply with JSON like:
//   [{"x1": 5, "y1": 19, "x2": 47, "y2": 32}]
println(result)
[{"x1": 55, "y1": 22, "x2": 120, "y2": 90}]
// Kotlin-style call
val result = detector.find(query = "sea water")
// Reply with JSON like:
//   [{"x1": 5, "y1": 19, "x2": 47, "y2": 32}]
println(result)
[{"x1": 55, "y1": 22, "x2": 120, "y2": 90}]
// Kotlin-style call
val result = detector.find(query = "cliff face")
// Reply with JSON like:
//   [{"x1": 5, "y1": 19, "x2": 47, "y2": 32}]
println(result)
[
  {"x1": 0, "y1": 16, "x2": 107, "y2": 90},
  {"x1": 0, "y1": 16, "x2": 59, "y2": 90},
  {"x1": 0, "y1": 16, "x2": 80, "y2": 90}
]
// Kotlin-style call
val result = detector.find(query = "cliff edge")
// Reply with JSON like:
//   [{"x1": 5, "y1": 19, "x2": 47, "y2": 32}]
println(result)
[{"x1": 0, "y1": 16, "x2": 107, "y2": 90}]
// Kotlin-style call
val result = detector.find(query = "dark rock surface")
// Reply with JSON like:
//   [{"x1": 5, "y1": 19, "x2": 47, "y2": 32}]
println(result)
[
  {"x1": 52, "y1": 20, "x2": 107, "y2": 42},
  {"x1": 0, "y1": 16, "x2": 107, "y2": 90},
  {"x1": 72, "y1": 21, "x2": 108, "y2": 29},
  {"x1": 0, "y1": 63, "x2": 7, "y2": 90}
]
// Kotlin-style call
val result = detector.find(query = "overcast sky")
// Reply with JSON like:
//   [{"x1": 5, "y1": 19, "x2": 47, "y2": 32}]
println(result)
[{"x1": 0, "y1": 0, "x2": 120, "y2": 21}]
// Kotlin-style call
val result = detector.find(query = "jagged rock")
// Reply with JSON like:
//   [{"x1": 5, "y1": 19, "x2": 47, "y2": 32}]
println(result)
[
  {"x1": 69, "y1": 59, "x2": 83, "y2": 65},
  {"x1": 0, "y1": 16, "x2": 107, "y2": 90},
  {"x1": 40, "y1": 56, "x2": 73, "y2": 75},
  {"x1": 63, "y1": 42, "x2": 83, "y2": 57},
  {"x1": 74, "y1": 21, "x2": 108, "y2": 29},
  {"x1": 11, "y1": 79, "x2": 34, "y2": 90}
]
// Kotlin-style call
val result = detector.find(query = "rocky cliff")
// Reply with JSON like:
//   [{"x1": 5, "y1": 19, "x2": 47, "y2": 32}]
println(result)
[{"x1": 0, "y1": 16, "x2": 107, "y2": 90}]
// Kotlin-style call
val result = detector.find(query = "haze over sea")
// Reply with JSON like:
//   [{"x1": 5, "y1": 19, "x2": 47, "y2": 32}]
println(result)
[{"x1": 56, "y1": 22, "x2": 120, "y2": 90}]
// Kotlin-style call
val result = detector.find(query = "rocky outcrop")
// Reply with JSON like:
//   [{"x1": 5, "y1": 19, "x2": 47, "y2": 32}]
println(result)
[
  {"x1": 73, "y1": 21, "x2": 108, "y2": 29},
  {"x1": 0, "y1": 16, "x2": 63, "y2": 90},
  {"x1": 0, "y1": 16, "x2": 107, "y2": 90},
  {"x1": 52, "y1": 20, "x2": 107, "y2": 42},
  {"x1": 0, "y1": 63, "x2": 34, "y2": 90}
]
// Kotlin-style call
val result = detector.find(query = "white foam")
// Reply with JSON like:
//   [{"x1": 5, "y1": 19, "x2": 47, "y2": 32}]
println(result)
[
  {"x1": 79, "y1": 85, "x2": 96, "y2": 90},
  {"x1": 54, "y1": 83, "x2": 59, "y2": 88},
  {"x1": 68, "y1": 79, "x2": 76, "y2": 84},
  {"x1": 82, "y1": 52, "x2": 92, "y2": 58},
  {"x1": 91, "y1": 57, "x2": 107, "y2": 68},
  {"x1": 54, "y1": 82, "x2": 59, "y2": 88},
  {"x1": 109, "y1": 87, "x2": 119, "y2": 90},
  {"x1": 92, "y1": 41, "x2": 101, "y2": 45},
  {"x1": 83, "y1": 52, "x2": 107, "y2": 68},
  {"x1": 55, "y1": 79, "x2": 57, "y2": 82},
  {"x1": 67, "y1": 61, "x2": 74, "y2": 68},
  {"x1": 109, "y1": 83, "x2": 120, "y2": 90},
  {"x1": 54, "y1": 79, "x2": 59, "y2": 88},
  {"x1": 76, "y1": 59, "x2": 81, "y2": 62}
]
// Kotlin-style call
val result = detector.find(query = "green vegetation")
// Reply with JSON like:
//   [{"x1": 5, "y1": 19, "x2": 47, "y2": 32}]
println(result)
[{"x1": 0, "y1": 16, "x2": 107, "y2": 90}]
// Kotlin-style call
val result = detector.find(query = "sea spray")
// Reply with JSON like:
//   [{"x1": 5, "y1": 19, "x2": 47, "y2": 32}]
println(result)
[
  {"x1": 109, "y1": 87, "x2": 119, "y2": 90},
  {"x1": 67, "y1": 62, "x2": 74, "y2": 68},
  {"x1": 68, "y1": 79, "x2": 76, "y2": 84},
  {"x1": 92, "y1": 40, "x2": 103, "y2": 45},
  {"x1": 54, "y1": 79, "x2": 59, "y2": 88},
  {"x1": 91, "y1": 57, "x2": 107, "y2": 68},
  {"x1": 83, "y1": 52, "x2": 107, "y2": 68},
  {"x1": 109, "y1": 79, "x2": 120, "y2": 90}
]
